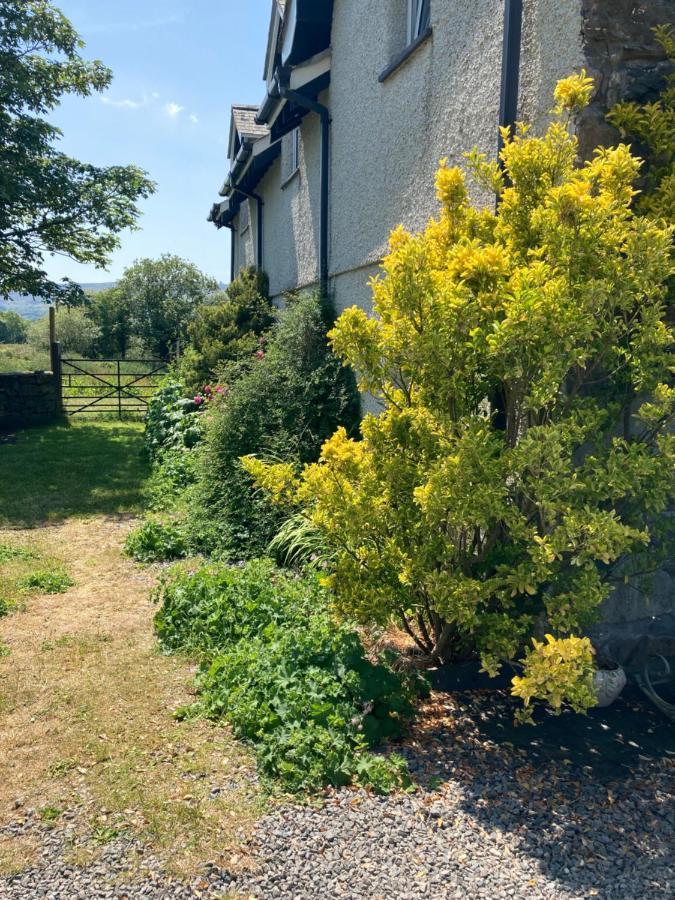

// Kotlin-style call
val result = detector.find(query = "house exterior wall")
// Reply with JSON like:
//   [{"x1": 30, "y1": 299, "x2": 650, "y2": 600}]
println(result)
[
  {"x1": 260, "y1": 108, "x2": 324, "y2": 299},
  {"x1": 238, "y1": 0, "x2": 584, "y2": 310}
]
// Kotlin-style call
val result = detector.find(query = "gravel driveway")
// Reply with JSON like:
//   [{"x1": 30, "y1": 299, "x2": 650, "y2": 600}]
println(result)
[{"x1": 1, "y1": 690, "x2": 672, "y2": 899}]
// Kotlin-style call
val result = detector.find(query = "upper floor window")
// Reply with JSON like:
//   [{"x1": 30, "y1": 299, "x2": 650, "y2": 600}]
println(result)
[
  {"x1": 240, "y1": 198, "x2": 250, "y2": 233},
  {"x1": 408, "y1": 0, "x2": 430, "y2": 43},
  {"x1": 290, "y1": 127, "x2": 300, "y2": 174}
]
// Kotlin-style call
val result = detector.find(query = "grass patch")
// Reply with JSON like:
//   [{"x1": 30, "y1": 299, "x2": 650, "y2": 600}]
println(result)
[
  {"x1": 0, "y1": 421, "x2": 149, "y2": 526},
  {"x1": 0, "y1": 343, "x2": 49, "y2": 374},
  {"x1": 18, "y1": 569, "x2": 74, "y2": 594},
  {"x1": 0, "y1": 538, "x2": 71, "y2": 614}
]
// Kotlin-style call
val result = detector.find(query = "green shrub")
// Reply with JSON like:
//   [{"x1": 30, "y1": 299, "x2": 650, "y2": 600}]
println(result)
[
  {"x1": 186, "y1": 294, "x2": 360, "y2": 559},
  {"x1": 124, "y1": 520, "x2": 188, "y2": 563},
  {"x1": 146, "y1": 448, "x2": 199, "y2": 510},
  {"x1": 0, "y1": 311, "x2": 28, "y2": 344},
  {"x1": 180, "y1": 268, "x2": 274, "y2": 392},
  {"x1": 19, "y1": 569, "x2": 74, "y2": 594},
  {"x1": 144, "y1": 382, "x2": 206, "y2": 462},
  {"x1": 154, "y1": 560, "x2": 423, "y2": 793}
]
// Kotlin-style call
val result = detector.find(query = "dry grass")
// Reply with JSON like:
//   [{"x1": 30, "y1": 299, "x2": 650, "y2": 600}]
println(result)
[{"x1": 0, "y1": 516, "x2": 262, "y2": 877}]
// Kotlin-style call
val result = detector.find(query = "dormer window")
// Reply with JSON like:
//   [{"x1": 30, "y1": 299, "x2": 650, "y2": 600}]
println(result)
[{"x1": 408, "y1": 0, "x2": 430, "y2": 43}]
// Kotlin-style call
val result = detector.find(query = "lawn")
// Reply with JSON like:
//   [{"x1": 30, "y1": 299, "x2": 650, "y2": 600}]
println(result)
[{"x1": 0, "y1": 420, "x2": 150, "y2": 526}]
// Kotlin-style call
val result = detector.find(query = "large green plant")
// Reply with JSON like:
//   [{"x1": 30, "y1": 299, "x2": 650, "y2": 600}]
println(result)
[
  {"x1": 180, "y1": 267, "x2": 274, "y2": 392},
  {"x1": 244, "y1": 75, "x2": 674, "y2": 720},
  {"x1": 0, "y1": 0, "x2": 154, "y2": 303},
  {"x1": 188, "y1": 294, "x2": 360, "y2": 559},
  {"x1": 0, "y1": 310, "x2": 27, "y2": 343}
]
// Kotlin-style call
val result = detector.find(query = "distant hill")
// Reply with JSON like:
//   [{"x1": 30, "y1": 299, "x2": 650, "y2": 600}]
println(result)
[{"x1": 0, "y1": 283, "x2": 117, "y2": 321}]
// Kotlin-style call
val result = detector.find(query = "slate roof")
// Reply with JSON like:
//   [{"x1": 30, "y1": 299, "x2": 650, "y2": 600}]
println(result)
[{"x1": 232, "y1": 105, "x2": 268, "y2": 142}]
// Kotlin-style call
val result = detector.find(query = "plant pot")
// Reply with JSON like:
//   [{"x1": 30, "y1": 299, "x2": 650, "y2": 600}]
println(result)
[{"x1": 593, "y1": 666, "x2": 627, "y2": 707}]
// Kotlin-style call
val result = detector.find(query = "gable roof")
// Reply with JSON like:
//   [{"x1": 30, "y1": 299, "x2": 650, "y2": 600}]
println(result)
[
  {"x1": 232, "y1": 105, "x2": 268, "y2": 141},
  {"x1": 228, "y1": 104, "x2": 269, "y2": 162}
]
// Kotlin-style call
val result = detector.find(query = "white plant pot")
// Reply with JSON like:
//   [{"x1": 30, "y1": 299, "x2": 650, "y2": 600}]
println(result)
[{"x1": 593, "y1": 667, "x2": 627, "y2": 707}]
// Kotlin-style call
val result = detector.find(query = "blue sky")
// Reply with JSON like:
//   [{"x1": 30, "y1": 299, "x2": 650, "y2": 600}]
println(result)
[{"x1": 45, "y1": 0, "x2": 272, "y2": 286}]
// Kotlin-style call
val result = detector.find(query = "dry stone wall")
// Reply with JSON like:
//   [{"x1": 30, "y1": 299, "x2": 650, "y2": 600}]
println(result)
[{"x1": 0, "y1": 371, "x2": 62, "y2": 429}]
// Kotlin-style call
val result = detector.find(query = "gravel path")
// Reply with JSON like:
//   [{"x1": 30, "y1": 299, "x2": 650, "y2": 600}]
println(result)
[{"x1": 1, "y1": 691, "x2": 672, "y2": 899}]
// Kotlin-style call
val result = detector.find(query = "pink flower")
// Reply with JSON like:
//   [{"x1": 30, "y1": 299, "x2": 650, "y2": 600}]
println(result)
[
  {"x1": 194, "y1": 395, "x2": 204, "y2": 406},
  {"x1": 215, "y1": 385, "x2": 224, "y2": 394},
  {"x1": 255, "y1": 349, "x2": 265, "y2": 360}
]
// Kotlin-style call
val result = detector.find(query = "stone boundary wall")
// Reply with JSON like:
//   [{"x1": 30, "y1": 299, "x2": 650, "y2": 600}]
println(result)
[{"x1": 0, "y1": 371, "x2": 62, "y2": 430}]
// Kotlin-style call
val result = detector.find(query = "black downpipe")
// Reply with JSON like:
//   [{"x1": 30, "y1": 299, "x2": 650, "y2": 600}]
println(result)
[
  {"x1": 279, "y1": 83, "x2": 330, "y2": 298},
  {"x1": 494, "y1": 0, "x2": 523, "y2": 433},
  {"x1": 228, "y1": 224, "x2": 235, "y2": 283},
  {"x1": 498, "y1": 0, "x2": 523, "y2": 172}
]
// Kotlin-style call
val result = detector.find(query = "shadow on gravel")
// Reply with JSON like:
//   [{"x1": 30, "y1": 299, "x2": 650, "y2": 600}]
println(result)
[{"x1": 396, "y1": 682, "x2": 674, "y2": 898}]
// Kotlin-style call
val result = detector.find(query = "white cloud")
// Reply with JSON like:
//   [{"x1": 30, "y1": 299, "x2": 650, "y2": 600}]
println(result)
[
  {"x1": 189, "y1": 114, "x2": 199, "y2": 124},
  {"x1": 164, "y1": 102, "x2": 184, "y2": 119},
  {"x1": 100, "y1": 96, "x2": 143, "y2": 109}
]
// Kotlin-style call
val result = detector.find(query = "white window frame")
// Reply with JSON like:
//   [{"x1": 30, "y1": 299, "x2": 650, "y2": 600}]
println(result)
[{"x1": 407, "y1": 0, "x2": 430, "y2": 44}]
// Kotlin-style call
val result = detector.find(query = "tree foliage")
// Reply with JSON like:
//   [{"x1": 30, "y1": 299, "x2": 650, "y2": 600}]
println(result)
[
  {"x1": 0, "y1": 309, "x2": 27, "y2": 343},
  {"x1": 180, "y1": 267, "x2": 274, "y2": 392},
  {"x1": 0, "y1": 0, "x2": 155, "y2": 302},
  {"x1": 607, "y1": 24, "x2": 674, "y2": 222},
  {"x1": 244, "y1": 75, "x2": 674, "y2": 718},
  {"x1": 116, "y1": 255, "x2": 219, "y2": 359}
]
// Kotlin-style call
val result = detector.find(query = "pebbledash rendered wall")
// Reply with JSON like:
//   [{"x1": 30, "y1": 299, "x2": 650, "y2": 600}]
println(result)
[
  {"x1": 0, "y1": 370, "x2": 62, "y2": 430},
  {"x1": 231, "y1": 0, "x2": 673, "y2": 647}
]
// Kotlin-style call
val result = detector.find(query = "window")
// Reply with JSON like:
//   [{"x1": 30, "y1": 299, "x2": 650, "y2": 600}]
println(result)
[
  {"x1": 290, "y1": 127, "x2": 300, "y2": 174},
  {"x1": 240, "y1": 198, "x2": 250, "y2": 233},
  {"x1": 407, "y1": 0, "x2": 430, "y2": 43}
]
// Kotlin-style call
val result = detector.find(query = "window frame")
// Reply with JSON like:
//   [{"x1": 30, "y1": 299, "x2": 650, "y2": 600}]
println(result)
[
  {"x1": 407, "y1": 0, "x2": 430, "y2": 44},
  {"x1": 290, "y1": 126, "x2": 300, "y2": 175}
]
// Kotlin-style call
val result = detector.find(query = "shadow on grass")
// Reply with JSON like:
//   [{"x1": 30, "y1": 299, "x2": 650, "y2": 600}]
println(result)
[
  {"x1": 0, "y1": 420, "x2": 149, "y2": 526},
  {"x1": 397, "y1": 685, "x2": 674, "y2": 898}
]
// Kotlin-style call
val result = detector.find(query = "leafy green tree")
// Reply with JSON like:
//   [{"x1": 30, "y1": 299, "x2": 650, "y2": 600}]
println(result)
[
  {"x1": 86, "y1": 286, "x2": 132, "y2": 358},
  {"x1": 244, "y1": 75, "x2": 674, "y2": 720},
  {"x1": 28, "y1": 306, "x2": 100, "y2": 356},
  {"x1": 607, "y1": 24, "x2": 674, "y2": 222},
  {"x1": 0, "y1": 0, "x2": 155, "y2": 303},
  {"x1": 180, "y1": 267, "x2": 274, "y2": 391},
  {"x1": 0, "y1": 309, "x2": 28, "y2": 343},
  {"x1": 117, "y1": 255, "x2": 219, "y2": 359}
]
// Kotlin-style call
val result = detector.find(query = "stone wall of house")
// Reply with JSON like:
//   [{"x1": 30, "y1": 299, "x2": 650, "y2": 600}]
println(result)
[
  {"x1": 578, "y1": 0, "x2": 675, "y2": 657},
  {"x1": 0, "y1": 371, "x2": 62, "y2": 430},
  {"x1": 578, "y1": 0, "x2": 673, "y2": 160}
]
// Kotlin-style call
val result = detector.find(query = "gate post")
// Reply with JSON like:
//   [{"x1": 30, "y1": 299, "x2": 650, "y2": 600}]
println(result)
[{"x1": 48, "y1": 307, "x2": 63, "y2": 414}]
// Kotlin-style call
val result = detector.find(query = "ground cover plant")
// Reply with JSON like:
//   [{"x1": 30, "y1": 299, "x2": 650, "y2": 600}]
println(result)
[
  {"x1": 244, "y1": 75, "x2": 674, "y2": 722},
  {"x1": 124, "y1": 519, "x2": 187, "y2": 563},
  {"x1": 154, "y1": 559, "x2": 422, "y2": 793}
]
